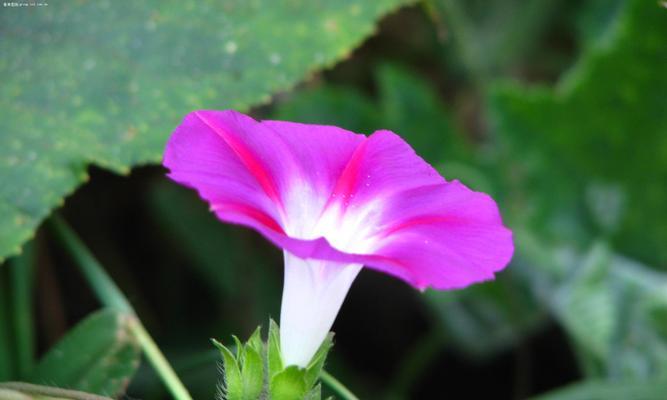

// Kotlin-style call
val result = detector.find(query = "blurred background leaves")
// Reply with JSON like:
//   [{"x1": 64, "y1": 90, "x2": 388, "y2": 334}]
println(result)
[
  {"x1": 1, "y1": 0, "x2": 666, "y2": 398},
  {"x1": 490, "y1": 0, "x2": 667, "y2": 267}
]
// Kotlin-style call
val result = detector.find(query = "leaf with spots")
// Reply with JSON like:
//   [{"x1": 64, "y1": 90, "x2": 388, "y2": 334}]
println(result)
[{"x1": 0, "y1": 0, "x2": 415, "y2": 261}]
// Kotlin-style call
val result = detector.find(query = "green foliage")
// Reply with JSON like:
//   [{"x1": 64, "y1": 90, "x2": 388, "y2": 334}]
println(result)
[
  {"x1": 482, "y1": 3, "x2": 667, "y2": 386},
  {"x1": 0, "y1": 0, "x2": 415, "y2": 262},
  {"x1": 273, "y1": 63, "x2": 468, "y2": 165},
  {"x1": 0, "y1": 245, "x2": 36, "y2": 381},
  {"x1": 427, "y1": 0, "x2": 558, "y2": 79},
  {"x1": 148, "y1": 181, "x2": 276, "y2": 299},
  {"x1": 148, "y1": 181, "x2": 281, "y2": 342},
  {"x1": 426, "y1": 272, "x2": 546, "y2": 358},
  {"x1": 0, "y1": 266, "x2": 13, "y2": 380},
  {"x1": 515, "y1": 230, "x2": 667, "y2": 381},
  {"x1": 214, "y1": 322, "x2": 334, "y2": 400},
  {"x1": 490, "y1": 0, "x2": 667, "y2": 266},
  {"x1": 8, "y1": 243, "x2": 36, "y2": 378},
  {"x1": 28, "y1": 308, "x2": 141, "y2": 397},
  {"x1": 529, "y1": 377, "x2": 667, "y2": 400},
  {"x1": 575, "y1": 0, "x2": 627, "y2": 48}
]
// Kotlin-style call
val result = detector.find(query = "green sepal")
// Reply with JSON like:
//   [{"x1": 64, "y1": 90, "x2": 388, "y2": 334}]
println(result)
[
  {"x1": 241, "y1": 345, "x2": 264, "y2": 400},
  {"x1": 269, "y1": 366, "x2": 308, "y2": 400},
  {"x1": 303, "y1": 384, "x2": 322, "y2": 400},
  {"x1": 303, "y1": 333, "x2": 334, "y2": 390},
  {"x1": 267, "y1": 319, "x2": 284, "y2": 379},
  {"x1": 243, "y1": 327, "x2": 265, "y2": 399},
  {"x1": 214, "y1": 322, "x2": 336, "y2": 400},
  {"x1": 246, "y1": 327, "x2": 264, "y2": 356},
  {"x1": 231, "y1": 335, "x2": 245, "y2": 367},
  {"x1": 212, "y1": 339, "x2": 243, "y2": 400}
]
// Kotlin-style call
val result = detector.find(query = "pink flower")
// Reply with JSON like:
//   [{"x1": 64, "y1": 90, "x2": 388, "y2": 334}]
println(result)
[{"x1": 164, "y1": 110, "x2": 513, "y2": 367}]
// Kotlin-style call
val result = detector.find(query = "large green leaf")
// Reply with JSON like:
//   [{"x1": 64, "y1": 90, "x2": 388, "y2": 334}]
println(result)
[
  {"x1": 489, "y1": 0, "x2": 667, "y2": 265},
  {"x1": 29, "y1": 308, "x2": 141, "y2": 397},
  {"x1": 0, "y1": 0, "x2": 415, "y2": 262}
]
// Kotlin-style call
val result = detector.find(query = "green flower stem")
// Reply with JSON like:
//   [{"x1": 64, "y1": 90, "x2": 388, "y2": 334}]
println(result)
[
  {"x1": 49, "y1": 215, "x2": 193, "y2": 400},
  {"x1": 10, "y1": 242, "x2": 36, "y2": 377},
  {"x1": 320, "y1": 370, "x2": 360, "y2": 400},
  {"x1": 49, "y1": 216, "x2": 132, "y2": 313},
  {"x1": 129, "y1": 321, "x2": 194, "y2": 400}
]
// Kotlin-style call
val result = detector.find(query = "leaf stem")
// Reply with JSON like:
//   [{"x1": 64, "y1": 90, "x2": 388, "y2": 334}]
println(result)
[
  {"x1": 129, "y1": 320, "x2": 193, "y2": 400},
  {"x1": 320, "y1": 370, "x2": 360, "y2": 400},
  {"x1": 49, "y1": 215, "x2": 193, "y2": 400},
  {"x1": 0, "y1": 381, "x2": 112, "y2": 400},
  {"x1": 49, "y1": 216, "x2": 132, "y2": 313},
  {"x1": 10, "y1": 242, "x2": 36, "y2": 377}
]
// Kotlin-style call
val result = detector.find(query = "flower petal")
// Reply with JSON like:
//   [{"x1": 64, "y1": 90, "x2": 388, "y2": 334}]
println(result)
[
  {"x1": 164, "y1": 110, "x2": 298, "y2": 233},
  {"x1": 260, "y1": 120, "x2": 364, "y2": 238},
  {"x1": 164, "y1": 111, "x2": 513, "y2": 291},
  {"x1": 368, "y1": 180, "x2": 514, "y2": 290}
]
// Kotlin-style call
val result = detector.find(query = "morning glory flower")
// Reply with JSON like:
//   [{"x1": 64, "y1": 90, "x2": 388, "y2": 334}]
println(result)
[{"x1": 163, "y1": 110, "x2": 513, "y2": 368}]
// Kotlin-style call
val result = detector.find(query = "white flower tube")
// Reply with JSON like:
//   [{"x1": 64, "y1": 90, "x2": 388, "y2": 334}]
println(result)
[{"x1": 279, "y1": 251, "x2": 362, "y2": 368}]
